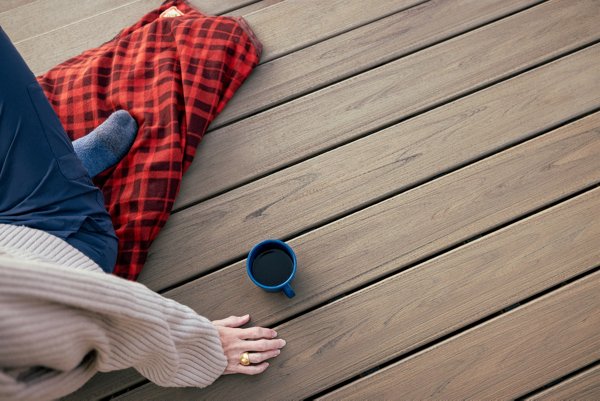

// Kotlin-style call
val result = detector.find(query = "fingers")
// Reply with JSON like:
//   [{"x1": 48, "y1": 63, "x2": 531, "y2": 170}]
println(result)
[
  {"x1": 248, "y1": 349, "x2": 281, "y2": 364},
  {"x1": 229, "y1": 362, "x2": 270, "y2": 375},
  {"x1": 212, "y1": 316, "x2": 278, "y2": 340},
  {"x1": 212, "y1": 315, "x2": 287, "y2": 376},
  {"x1": 245, "y1": 339, "x2": 286, "y2": 352},
  {"x1": 240, "y1": 326, "x2": 277, "y2": 340},
  {"x1": 228, "y1": 349, "x2": 282, "y2": 375},
  {"x1": 212, "y1": 314, "x2": 250, "y2": 328}
]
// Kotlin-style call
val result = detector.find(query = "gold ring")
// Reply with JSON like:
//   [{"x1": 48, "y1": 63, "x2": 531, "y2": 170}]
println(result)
[{"x1": 239, "y1": 352, "x2": 251, "y2": 366}]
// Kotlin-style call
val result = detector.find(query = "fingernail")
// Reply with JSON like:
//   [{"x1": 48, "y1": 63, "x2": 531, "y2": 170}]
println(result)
[
  {"x1": 272, "y1": 331, "x2": 278, "y2": 338},
  {"x1": 275, "y1": 349, "x2": 281, "y2": 355},
  {"x1": 281, "y1": 340, "x2": 286, "y2": 347}
]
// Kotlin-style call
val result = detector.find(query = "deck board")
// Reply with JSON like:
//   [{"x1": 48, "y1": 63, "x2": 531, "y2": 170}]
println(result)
[
  {"x1": 173, "y1": 0, "x2": 600, "y2": 209},
  {"x1": 210, "y1": 0, "x2": 541, "y2": 129},
  {"x1": 226, "y1": 0, "x2": 284, "y2": 16},
  {"x1": 188, "y1": 0, "x2": 258, "y2": 14},
  {"x1": 4, "y1": 0, "x2": 598, "y2": 399},
  {"x1": 0, "y1": 0, "x2": 36, "y2": 14},
  {"x1": 241, "y1": 0, "x2": 424, "y2": 63},
  {"x1": 149, "y1": 111, "x2": 600, "y2": 321},
  {"x1": 526, "y1": 364, "x2": 600, "y2": 401},
  {"x1": 144, "y1": 45, "x2": 600, "y2": 291},
  {"x1": 16, "y1": 0, "x2": 160, "y2": 74},
  {"x1": 320, "y1": 271, "x2": 600, "y2": 400},
  {"x1": 116, "y1": 188, "x2": 600, "y2": 400},
  {"x1": 0, "y1": 0, "x2": 132, "y2": 43}
]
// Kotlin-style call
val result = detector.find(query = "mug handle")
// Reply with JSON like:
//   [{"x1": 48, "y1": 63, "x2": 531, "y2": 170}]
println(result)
[{"x1": 282, "y1": 283, "x2": 295, "y2": 298}]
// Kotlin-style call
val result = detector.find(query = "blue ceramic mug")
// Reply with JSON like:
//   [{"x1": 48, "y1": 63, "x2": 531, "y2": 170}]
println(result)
[{"x1": 247, "y1": 239, "x2": 296, "y2": 298}]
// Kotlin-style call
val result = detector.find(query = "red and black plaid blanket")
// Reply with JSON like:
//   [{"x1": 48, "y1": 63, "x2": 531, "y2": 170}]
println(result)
[{"x1": 38, "y1": 0, "x2": 262, "y2": 280}]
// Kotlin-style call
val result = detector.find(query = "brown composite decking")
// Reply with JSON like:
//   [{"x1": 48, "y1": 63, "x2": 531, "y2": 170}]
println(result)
[{"x1": 2, "y1": 0, "x2": 599, "y2": 399}]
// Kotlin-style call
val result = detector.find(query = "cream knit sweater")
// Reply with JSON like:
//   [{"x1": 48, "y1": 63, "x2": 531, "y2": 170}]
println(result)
[{"x1": 0, "y1": 224, "x2": 227, "y2": 401}]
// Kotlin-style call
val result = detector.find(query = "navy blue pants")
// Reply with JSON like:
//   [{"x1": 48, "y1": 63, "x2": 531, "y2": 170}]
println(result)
[{"x1": 0, "y1": 28, "x2": 117, "y2": 272}]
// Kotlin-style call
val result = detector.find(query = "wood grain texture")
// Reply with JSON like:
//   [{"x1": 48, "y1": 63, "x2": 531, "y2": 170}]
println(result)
[
  {"x1": 61, "y1": 368, "x2": 141, "y2": 401},
  {"x1": 141, "y1": 44, "x2": 600, "y2": 290},
  {"x1": 210, "y1": 0, "x2": 541, "y2": 129},
  {"x1": 150, "y1": 113, "x2": 600, "y2": 323},
  {"x1": 15, "y1": 0, "x2": 162, "y2": 74},
  {"x1": 175, "y1": 0, "x2": 600, "y2": 207},
  {"x1": 117, "y1": 187, "x2": 600, "y2": 400},
  {"x1": 0, "y1": 0, "x2": 36, "y2": 14},
  {"x1": 526, "y1": 364, "x2": 600, "y2": 401},
  {"x1": 0, "y1": 0, "x2": 134, "y2": 43},
  {"x1": 321, "y1": 272, "x2": 600, "y2": 400},
  {"x1": 226, "y1": 0, "x2": 284, "y2": 17},
  {"x1": 241, "y1": 0, "x2": 424, "y2": 63},
  {"x1": 0, "y1": 0, "x2": 36, "y2": 13},
  {"x1": 187, "y1": 0, "x2": 257, "y2": 14}
]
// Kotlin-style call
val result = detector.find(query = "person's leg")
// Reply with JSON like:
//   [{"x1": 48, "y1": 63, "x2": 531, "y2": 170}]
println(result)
[{"x1": 0, "y1": 27, "x2": 117, "y2": 272}]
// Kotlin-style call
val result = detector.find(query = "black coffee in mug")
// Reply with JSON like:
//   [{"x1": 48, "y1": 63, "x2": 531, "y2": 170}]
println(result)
[
  {"x1": 247, "y1": 239, "x2": 297, "y2": 298},
  {"x1": 251, "y1": 248, "x2": 294, "y2": 287}
]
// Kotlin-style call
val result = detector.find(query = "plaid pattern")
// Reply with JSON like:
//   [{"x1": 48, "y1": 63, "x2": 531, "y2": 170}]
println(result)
[{"x1": 37, "y1": 0, "x2": 262, "y2": 280}]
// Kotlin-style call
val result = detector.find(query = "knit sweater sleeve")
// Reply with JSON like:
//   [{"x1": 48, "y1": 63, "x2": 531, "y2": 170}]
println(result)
[{"x1": 0, "y1": 255, "x2": 227, "y2": 401}]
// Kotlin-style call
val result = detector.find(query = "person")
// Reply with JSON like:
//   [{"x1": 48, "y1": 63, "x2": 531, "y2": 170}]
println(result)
[{"x1": 0, "y1": 26, "x2": 285, "y2": 401}]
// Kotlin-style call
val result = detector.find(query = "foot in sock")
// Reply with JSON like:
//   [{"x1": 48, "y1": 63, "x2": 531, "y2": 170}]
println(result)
[{"x1": 72, "y1": 110, "x2": 138, "y2": 178}]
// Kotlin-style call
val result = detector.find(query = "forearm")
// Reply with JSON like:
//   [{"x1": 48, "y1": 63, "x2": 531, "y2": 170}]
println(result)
[{"x1": 0, "y1": 255, "x2": 227, "y2": 401}]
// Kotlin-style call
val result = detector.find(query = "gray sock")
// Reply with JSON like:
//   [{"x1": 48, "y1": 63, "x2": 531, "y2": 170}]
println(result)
[{"x1": 72, "y1": 110, "x2": 138, "y2": 178}]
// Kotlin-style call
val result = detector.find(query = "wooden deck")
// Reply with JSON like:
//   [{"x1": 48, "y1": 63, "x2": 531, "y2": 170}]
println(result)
[{"x1": 3, "y1": 0, "x2": 599, "y2": 399}]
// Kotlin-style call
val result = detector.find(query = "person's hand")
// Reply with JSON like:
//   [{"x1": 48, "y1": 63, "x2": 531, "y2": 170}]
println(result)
[{"x1": 212, "y1": 314, "x2": 286, "y2": 375}]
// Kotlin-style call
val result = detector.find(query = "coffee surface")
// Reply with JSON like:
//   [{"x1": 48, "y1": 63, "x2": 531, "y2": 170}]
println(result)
[{"x1": 251, "y1": 248, "x2": 293, "y2": 286}]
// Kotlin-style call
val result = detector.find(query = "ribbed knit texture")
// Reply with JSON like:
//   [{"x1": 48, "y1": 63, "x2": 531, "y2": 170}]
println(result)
[
  {"x1": 0, "y1": 224, "x2": 101, "y2": 272},
  {"x1": 0, "y1": 225, "x2": 227, "y2": 401}
]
